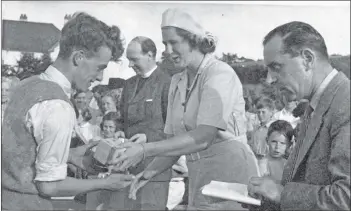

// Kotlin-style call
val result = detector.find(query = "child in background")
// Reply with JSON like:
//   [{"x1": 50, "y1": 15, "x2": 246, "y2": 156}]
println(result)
[
  {"x1": 248, "y1": 97, "x2": 276, "y2": 160},
  {"x1": 258, "y1": 120, "x2": 294, "y2": 181},
  {"x1": 77, "y1": 108, "x2": 101, "y2": 143},
  {"x1": 244, "y1": 97, "x2": 260, "y2": 141},
  {"x1": 100, "y1": 111, "x2": 122, "y2": 139},
  {"x1": 86, "y1": 111, "x2": 127, "y2": 210}
]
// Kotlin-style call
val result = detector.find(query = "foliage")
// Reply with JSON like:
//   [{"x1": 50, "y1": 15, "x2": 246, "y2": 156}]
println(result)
[
  {"x1": 330, "y1": 55, "x2": 350, "y2": 79},
  {"x1": 224, "y1": 54, "x2": 350, "y2": 111},
  {"x1": 16, "y1": 52, "x2": 53, "y2": 80},
  {"x1": 1, "y1": 64, "x2": 17, "y2": 77},
  {"x1": 231, "y1": 61, "x2": 267, "y2": 85},
  {"x1": 219, "y1": 52, "x2": 254, "y2": 65}
]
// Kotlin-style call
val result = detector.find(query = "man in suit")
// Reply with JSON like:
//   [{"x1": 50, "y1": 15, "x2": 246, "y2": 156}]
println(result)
[
  {"x1": 106, "y1": 36, "x2": 172, "y2": 210},
  {"x1": 247, "y1": 21, "x2": 350, "y2": 210}
]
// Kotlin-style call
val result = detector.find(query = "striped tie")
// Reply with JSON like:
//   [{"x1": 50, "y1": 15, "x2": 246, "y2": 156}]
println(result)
[{"x1": 281, "y1": 104, "x2": 313, "y2": 184}]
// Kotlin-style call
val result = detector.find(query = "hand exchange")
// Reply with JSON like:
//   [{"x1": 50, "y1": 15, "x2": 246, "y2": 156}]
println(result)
[
  {"x1": 247, "y1": 176, "x2": 284, "y2": 204},
  {"x1": 128, "y1": 170, "x2": 158, "y2": 200},
  {"x1": 108, "y1": 142, "x2": 145, "y2": 171},
  {"x1": 103, "y1": 173, "x2": 135, "y2": 191},
  {"x1": 128, "y1": 133, "x2": 147, "y2": 144}
]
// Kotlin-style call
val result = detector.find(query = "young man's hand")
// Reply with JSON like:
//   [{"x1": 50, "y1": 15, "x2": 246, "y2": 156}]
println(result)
[{"x1": 103, "y1": 173, "x2": 135, "y2": 191}]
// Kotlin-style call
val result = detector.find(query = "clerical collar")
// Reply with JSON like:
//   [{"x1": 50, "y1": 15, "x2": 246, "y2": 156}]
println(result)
[{"x1": 140, "y1": 65, "x2": 157, "y2": 78}]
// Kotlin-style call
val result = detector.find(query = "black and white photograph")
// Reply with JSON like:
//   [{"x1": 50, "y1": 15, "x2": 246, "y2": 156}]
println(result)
[{"x1": 1, "y1": 1, "x2": 350, "y2": 210}]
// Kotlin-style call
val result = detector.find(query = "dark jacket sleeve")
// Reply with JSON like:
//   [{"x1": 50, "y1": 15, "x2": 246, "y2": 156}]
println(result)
[
  {"x1": 280, "y1": 88, "x2": 350, "y2": 210},
  {"x1": 161, "y1": 76, "x2": 171, "y2": 124}
]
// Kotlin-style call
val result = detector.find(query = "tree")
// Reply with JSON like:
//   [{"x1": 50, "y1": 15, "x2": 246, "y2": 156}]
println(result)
[
  {"x1": 219, "y1": 53, "x2": 254, "y2": 65},
  {"x1": 1, "y1": 64, "x2": 17, "y2": 77},
  {"x1": 16, "y1": 52, "x2": 53, "y2": 80}
]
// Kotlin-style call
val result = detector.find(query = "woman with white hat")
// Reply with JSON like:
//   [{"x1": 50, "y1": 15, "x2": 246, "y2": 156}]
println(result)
[{"x1": 111, "y1": 8, "x2": 260, "y2": 210}]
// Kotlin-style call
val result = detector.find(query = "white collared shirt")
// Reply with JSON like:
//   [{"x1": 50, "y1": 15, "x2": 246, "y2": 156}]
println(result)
[
  {"x1": 77, "y1": 121, "x2": 101, "y2": 143},
  {"x1": 140, "y1": 65, "x2": 157, "y2": 78},
  {"x1": 273, "y1": 108, "x2": 300, "y2": 128},
  {"x1": 25, "y1": 65, "x2": 77, "y2": 182}
]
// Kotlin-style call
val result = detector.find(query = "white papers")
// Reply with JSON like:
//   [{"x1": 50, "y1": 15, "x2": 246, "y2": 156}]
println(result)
[
  {"x1": 202, "y1": 181, "x2": 261, "y2": 206},
  {"x1": 51, "y1": 196, "x2": 75, "y2": 200}
]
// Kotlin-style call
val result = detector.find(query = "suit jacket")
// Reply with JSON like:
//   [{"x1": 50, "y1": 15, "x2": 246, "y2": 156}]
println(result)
[
  {"x1": 121, "y1": 66, "x2": 172, "y2": 182},
  {"x1": 278, "y1": 72, "x2": 350, "y2": 210}
]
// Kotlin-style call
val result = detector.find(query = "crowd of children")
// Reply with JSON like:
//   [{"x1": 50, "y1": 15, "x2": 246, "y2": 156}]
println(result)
[{"x1": 244, "y1": 91, "x2": 307, "y2": 181}]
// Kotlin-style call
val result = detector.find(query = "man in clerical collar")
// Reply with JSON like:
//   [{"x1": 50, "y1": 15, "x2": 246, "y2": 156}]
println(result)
[{"x1": 104, "y1": 36, "x2": 172, "y2": 210}]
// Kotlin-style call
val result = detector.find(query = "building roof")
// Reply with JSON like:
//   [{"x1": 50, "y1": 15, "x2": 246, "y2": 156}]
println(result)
[{"x1": 2, "y1": 19, "x2": 61, "y2": 53}]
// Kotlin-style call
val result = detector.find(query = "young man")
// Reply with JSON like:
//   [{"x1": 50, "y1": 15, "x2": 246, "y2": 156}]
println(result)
[
  {"x1": 248, "y1": 21, "x2": 350, "y2": 210},
  {"x1": 2, "y1": 12, "x2": 134, "y2": 210}
]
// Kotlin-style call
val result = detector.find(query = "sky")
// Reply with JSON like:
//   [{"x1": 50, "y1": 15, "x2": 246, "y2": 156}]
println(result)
[{"x1": 1, "y1": 1, "x2": 350, "y2": 81}]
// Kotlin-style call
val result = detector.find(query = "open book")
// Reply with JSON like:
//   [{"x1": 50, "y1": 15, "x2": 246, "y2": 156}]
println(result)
[{"x1": 202, "y1": 181, "x2": 261, "y2": 206}]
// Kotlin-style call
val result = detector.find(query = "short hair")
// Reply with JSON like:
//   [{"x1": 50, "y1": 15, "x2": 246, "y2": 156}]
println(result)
[
  {"x1": 73, "y1": 90, "x2": 85, "y2": 99},
  {"x1": 92, "y1": 84, "x2": 109, "y2": 95},
  {"x1": 58, "y1": 12, "x2": 124, "y2": 61},
  {"x1": 263, "y1": 21, "x2": 329, "y2": 60},
  {"x1": 164, "y1": 26, "x2": 216, "y2": 54},
  {"x1": 130, "y1": 36, "x2": 157, "y2": 59},
  {"x1": 267, "y1": 120, "x2": 294, "y2": 146},
  {"x1": 81, "y1": 108, "x2": 92, "y2": 122},
  {"x1": 255, "y1": 97, "x2": 275, "y2": 110},
  {"x1": 102, "y1": 89, "x2": 121, "y2": 107},
  {"x1": 100, "y1": 111, "x2": 121, "y2": 131},
  {"x1": 292, "y1": 101, "x2": 310, "y2": 118}
]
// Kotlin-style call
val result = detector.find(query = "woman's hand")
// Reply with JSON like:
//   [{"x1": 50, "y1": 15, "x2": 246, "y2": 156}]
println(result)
[
  {"x1": 68, "y1": 141, "x2": 100, "y2": 172},
  {"x1": 103, "y1": 173, "x2": 135, "y2": 191},
  {"x1": 70, "y1": 141, "x2": 99, "y2": 159},
  {"x1": 108, "y1": 142, "x2": 145, "y2": 171},
  {"x1": 128, "y1": 171, "x2": 155, "y2": 200},
  {"x1": 114, "y1": 131, "x2": 126, "y2": 139},
  {"x1": 128, "y1": 133, "x2": 147, "y2": 144}
]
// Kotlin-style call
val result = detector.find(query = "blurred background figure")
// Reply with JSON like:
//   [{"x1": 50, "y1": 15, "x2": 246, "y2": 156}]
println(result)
[
  {"x1": 1, "y1": 76, "x2": 20, "y2": 122},
  {"x1": 72, "y1": 91, "x2": 88, "y2": 124},
  {"x1": 107, "y1": 78, "x2": 125, "y2": 114},
  {"x1": 248, "y1": 97, "x2": 276, "y2": 160},
  {"x1": 77, "y1": 108, "x2": 101, "y2": 143},
  {"x1": 91, "y1": 84, "x2": 110, "y2": 111},
  {"x1": 101, "y1": 91, "x2": 119, "y2": 116},
  {"x1": 244, "y1": 96, "x2": 260, "y2": 140},
  {"x1": 274, "y1": 95, "x2": 300, "y2": 128}
]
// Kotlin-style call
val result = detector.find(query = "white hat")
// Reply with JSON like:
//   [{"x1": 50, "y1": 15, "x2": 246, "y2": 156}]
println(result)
[{"x1": 161, "y1": 8, "x2": 205, "y2": 37}]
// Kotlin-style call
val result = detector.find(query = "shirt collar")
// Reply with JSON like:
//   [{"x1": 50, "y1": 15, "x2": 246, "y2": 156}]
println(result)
[
  {"x1": 140, "y1": 65, "x2": 157, "y2": 78},
  {"x1": 310, "y1": 69, "x2": 338, "y2": 110},
  {"x1": 39, "y1": 65, "x2": 73, "y2": 98},
  {"x1": 261, "y1": 119, "x2": 275, "y2": 128}
]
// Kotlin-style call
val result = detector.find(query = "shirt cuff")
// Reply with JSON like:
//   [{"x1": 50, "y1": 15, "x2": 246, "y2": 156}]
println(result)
[{"x1": 34, "y1": 162, "x2": 68, "y2": 181}]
